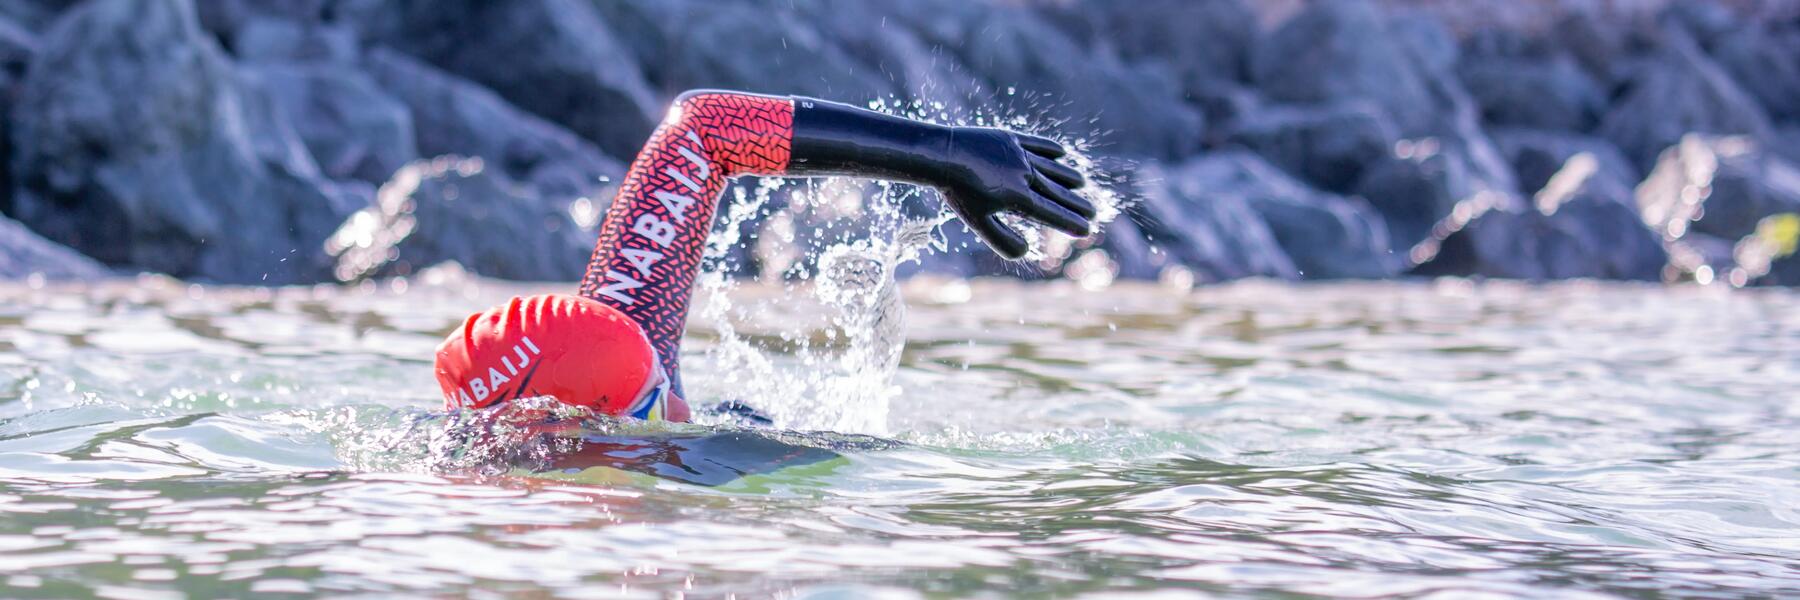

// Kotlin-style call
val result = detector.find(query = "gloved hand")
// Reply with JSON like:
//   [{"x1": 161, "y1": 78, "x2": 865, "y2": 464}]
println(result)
[
  {"x1": 787, "y1": 97, "x2": 1096, "y2": 260},
  {"x1": 935, "y1": 128, "x2": 1093, "y2": 259}
]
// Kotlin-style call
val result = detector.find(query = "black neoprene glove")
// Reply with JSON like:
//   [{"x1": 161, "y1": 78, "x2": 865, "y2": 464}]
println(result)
[{"x1": 787, "y1": 98, "x2": 1094, "y2": 259}]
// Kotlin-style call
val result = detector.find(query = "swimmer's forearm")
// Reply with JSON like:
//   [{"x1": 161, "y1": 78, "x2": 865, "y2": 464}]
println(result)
[{"x1": 785, "y1": 97, "x2": 953, "y2": 184}]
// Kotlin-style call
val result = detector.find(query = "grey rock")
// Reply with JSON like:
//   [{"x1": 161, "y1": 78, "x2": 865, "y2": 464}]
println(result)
[
  {"x1": 194, "y1": 0, "x2": 355, "y2": 61},
  {"x1": 1417, "y1": 155, "x2": 1665, "y2": 281},
  {"x1": 1195, "y1": 151, "x2": 1397, "y2": 279},
  {"x1": 1189, "y1": 82, "x2": 1262, "y2": 143},
  {"x1": 1540, "y1": 184, "x2": 1668, "y2": 281},
  {"x1": 792, "y1": 1, "x2": 983, "y2": 114},
  {"x1": 1657, "y1": 1, "x2": 1743, "y2": 50},
  {"x1": 0, "y1": 12, "x2": 33, "y2": 79},
  {"x1": 584, "y1": 0, "x2": 672, "y2": 78},
  {"x1": 629, "y1": 0, "x2": 894, "y2": 103},
  {"x1": 1250, "y1": 0, "x2": 1442, "y2": 136},
  {"x1": 195, "y1": 0, "x2": 330, "y2": 32},
  {"x1": 1458, "y1": 29, "x2": 1607, "y2": 132},
  {"x1": 1225, "y1": 100, "x2": 1400, "y2": 193},
  {"x1": 1129, "y1": 159, "x2": 1297, "y2": 283},
  {"x1": 1122, "y1": 151, "x2": 1400, "y2": 282},
  {"x1": 0, "y1": 212, "x2": 108, "y2": 280},
  {"x1": 1352, "y1": 137, "x2": 1517, "y2": 259},
  {"x1": 1597, "y1": 26, "x2": 1773, "y2": 174},
  {"x1": 1436, "y1": 90, "x2": 1524, "y2": 199},
  {"x1": 865, "y1": 0, "x2": 1001, "y2": 59},
  {"x1": 1059, "y1": 0, "x2": 1256, "y2": 92},
  {"x1": 362, "y1": 48, "x2": 621, "y2": 201},
  {"x1": 1072, "y1": 61, "x2": 1204, "y2": 159},
  {"x1": 1395, "y1": 18, "x2": 1524, "y2": 202},
  {"x1": 0, "y1": 0, "x2": 73, "y2": 29},
  {"x1": 1669, "y1": 231, "x2": 1741, "y2": 282},
  {"x1": 1551, "y1": 11, "x2": 1634, "y2": 85},
  {"x1": 1753, "y1": 250, "x2": 1800, "y2": 286},
  {"x1": 1248, "y1": 0, "x2": 1523, "y2": 261},
  {"x1": 10, "y1": 0, "x2": 363, "y2": 283},
  {"x1": 1637, "y1": 135, "x2": 1800, "y2": 243},
  {"x1": 1090, "y1": 215, "x2": 1162, "y2": 281},
  {"x1": 233, "y1": 16, "x2": 358, "y2": 64},
  {"x1": 1387, "y1": 12, "x2": 1460, "y2": 78},
  {"x1": 327, "y1": 156, "x2": 597, "y2": 282},
  {"x1": 1774, "y1": 124, "x2": 1800, "y2": 166},
  {"x1": 877, "y1": 0, "x2": 1202, "y2": 159},
  {"x1": 961, "y1": 4, "x2": 1202, "y2": 159},
  {"x1": 0, "y1": 15, "x2": 35, "y2": 216},
  {"x1": 1490, "y1": 128, "x2": 1639, "y2": 195},
  {"x1": 1414, "y1": 208, "x2": 1661, "y2": 281},
  {"x1": 361, "y1": 0, "x2": 658, "y2": 161},
  {"x1": 242, "y1": 63, "x2": 416, "y2": 184},
  {"x1": 1711, "y1": 27, "x2": 1800, "y2": 123},
  {"x1": 12, "y1": 0, "x2": 1798, "y2": 288}
]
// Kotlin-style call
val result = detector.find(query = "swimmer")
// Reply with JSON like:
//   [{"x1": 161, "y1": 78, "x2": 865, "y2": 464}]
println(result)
[{"x1": 433, "y1": 90, "x2": 1092, "y2": 422}]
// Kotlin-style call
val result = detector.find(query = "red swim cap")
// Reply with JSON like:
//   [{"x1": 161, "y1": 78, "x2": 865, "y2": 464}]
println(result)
[{"x1": 433, "y1": 294, "x2": 659, "y2": 416}]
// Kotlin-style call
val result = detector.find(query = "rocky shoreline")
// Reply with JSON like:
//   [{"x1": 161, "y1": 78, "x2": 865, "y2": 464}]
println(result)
[{"x1": 1, "y1": 0, "x2": 1798, "y2": 287}]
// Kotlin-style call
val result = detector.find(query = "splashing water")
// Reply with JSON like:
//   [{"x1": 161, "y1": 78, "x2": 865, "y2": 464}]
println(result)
[
  {"x1": 687, "y1": 105, "x2": 1130, "y2": 433},
  {"x1": 692, "y1": 182, "x2": 927, "y2": 433}
]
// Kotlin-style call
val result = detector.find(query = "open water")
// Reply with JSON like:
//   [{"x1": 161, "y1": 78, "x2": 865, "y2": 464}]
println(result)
[{"x1": 0, "y1": 272, "x2": 1796, "y2": 598}]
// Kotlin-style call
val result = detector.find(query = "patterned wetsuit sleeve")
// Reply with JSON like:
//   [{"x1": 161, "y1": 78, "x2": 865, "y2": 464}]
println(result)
[{"x1": 577, "y1": 92, "x2": 794, "y2": 391}]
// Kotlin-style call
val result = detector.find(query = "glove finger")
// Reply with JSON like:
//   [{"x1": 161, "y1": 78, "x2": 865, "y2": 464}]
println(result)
[
  {"x1": 978, "y1": 214, "x2": 1030, "y2": 260},
  {"x1": 1016, "y1": 133, "x2": 1067, "y2": 159},
  {"x1": 1025, "y1": 192, "x2": 1093, "y2": 238},
  {"x1": 1028, "y1": 154, "x2": 1085, "y2": 189},
  {"x1": 1032, "y1": 173, "x2": 1098, "y2": 221}
]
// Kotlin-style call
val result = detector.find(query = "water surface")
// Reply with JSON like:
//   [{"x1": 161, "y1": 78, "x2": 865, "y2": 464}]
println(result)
[{"x1": 1, "y1": 275, "x2": 1796, "y2": 598}]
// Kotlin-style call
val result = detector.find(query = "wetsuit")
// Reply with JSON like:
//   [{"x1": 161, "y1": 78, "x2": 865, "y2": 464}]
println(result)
[{"x1": 576, "y1": 91, "x2": 1094, "y2": 417}]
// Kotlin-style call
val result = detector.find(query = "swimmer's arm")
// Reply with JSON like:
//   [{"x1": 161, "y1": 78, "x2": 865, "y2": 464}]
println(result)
[{"x1": 579, "y1": 90, "x2": 1094, "y2": 417}]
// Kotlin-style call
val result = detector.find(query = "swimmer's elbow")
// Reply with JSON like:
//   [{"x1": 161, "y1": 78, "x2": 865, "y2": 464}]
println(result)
[
  {"x1": 671, "y1": 90, "x2": 745, "y2": 120},
  {"x1": 671, "y1": 89, "x2": 790, "y2": 121},
  {"x1": 665, "y1": 89, "x2": 794, "y2": 178},
  {"x1": 673, "y1": 89, "x2": 731, "y2": 107}
]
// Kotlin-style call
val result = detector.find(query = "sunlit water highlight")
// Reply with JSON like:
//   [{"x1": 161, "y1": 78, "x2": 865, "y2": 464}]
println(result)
[{"x1": 0, "y1": 273, "x2": 1796, "y2": 598}]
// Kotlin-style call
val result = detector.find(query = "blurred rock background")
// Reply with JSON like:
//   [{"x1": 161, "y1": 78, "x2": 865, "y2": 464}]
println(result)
[{"x1": 2, "y1": 0, "x2": 1800, "y2": 287}]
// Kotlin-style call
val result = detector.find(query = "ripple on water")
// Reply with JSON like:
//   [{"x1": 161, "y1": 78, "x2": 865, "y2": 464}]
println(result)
[{"x1": 0, "y1": 277, "x2": 1796, "y2": 597}]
